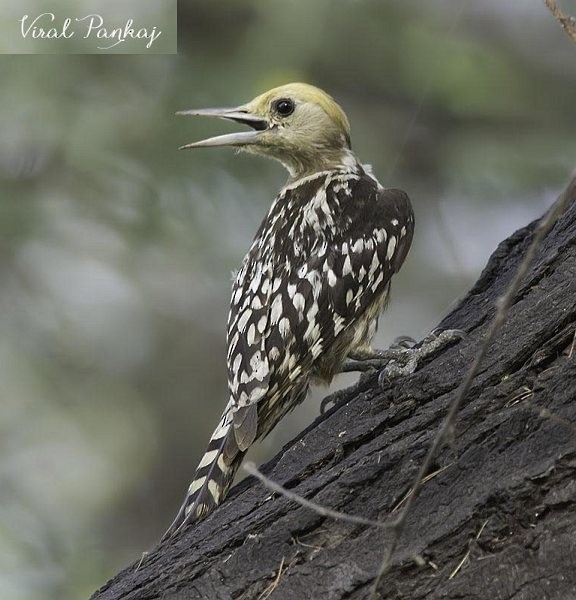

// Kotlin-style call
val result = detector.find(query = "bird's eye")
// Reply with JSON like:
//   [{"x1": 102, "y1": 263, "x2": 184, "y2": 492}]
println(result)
[{"x1": 273, "y1": 98, "x2": 295, "y2": 117}]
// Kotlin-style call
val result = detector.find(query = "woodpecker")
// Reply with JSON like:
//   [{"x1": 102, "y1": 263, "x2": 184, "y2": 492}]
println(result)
[{"x1": 164, "y1": 83, "x2": 415, "y2": 539}]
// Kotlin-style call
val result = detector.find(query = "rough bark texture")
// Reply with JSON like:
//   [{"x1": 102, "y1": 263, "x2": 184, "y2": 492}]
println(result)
[{"x1": 92, "y1": 185, "x2": 576, "y2": 600}]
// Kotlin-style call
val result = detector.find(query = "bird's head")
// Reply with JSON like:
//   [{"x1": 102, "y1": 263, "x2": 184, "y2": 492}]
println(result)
[{"x1": 178, "y1": 83, "x2": 355, "y2": 180}]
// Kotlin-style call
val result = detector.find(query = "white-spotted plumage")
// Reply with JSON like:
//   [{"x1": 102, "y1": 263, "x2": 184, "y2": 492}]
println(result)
[{"x1": 164, "y1": 164, "x2": 414, "y2": 539}]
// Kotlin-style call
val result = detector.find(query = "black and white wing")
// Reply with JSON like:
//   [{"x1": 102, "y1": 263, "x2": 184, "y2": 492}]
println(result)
[{"x1": 226, "y1": 170, "x2": 414, "y2": 444}]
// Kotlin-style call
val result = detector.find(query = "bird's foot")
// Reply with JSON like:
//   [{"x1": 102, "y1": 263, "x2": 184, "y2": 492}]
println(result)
[
  {"x1": 339, "y1": 334, "x2": 417, "y2": 373},
  {"x1": 378, "y1": 328, "x2": 465, "y2": 384},
  {"x1": 339, "y1": 329, "x2": 464, "y2": 382},
  {"x1": 339, "y1": 335, "x2": 417, "y2": 374}
]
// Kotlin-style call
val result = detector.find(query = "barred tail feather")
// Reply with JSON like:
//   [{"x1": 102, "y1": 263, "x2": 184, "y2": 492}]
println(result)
[{"x1": 162, "y1": 399, "x2": 245, "y2": 540}]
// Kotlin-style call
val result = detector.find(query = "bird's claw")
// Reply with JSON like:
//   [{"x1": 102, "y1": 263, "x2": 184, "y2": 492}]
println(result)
[{"x1": 378, "y1": 328, "x2": 465, "y2": 385}]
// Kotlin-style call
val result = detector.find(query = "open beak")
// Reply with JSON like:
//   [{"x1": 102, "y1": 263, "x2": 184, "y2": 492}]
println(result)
[{"x1": 176, "y1": 107, "x2": 269, "y2": 149}]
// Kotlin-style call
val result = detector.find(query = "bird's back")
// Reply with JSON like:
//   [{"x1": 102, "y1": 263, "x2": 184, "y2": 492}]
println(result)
[{"x1": 226, "y1": 166, "x2": 414, "y2": 444}]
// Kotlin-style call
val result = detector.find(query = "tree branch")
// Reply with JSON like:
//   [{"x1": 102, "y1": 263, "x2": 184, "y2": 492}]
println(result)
[
  {"x1": 545, "y1": 0, "x2": 576, "y2": 43},
  {"x1": 370, "y1": 173, "x2": 576, "y2": 598}
]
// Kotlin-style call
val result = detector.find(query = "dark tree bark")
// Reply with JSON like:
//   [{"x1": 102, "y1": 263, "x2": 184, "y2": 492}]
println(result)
[{"x1": 92, "y1": 182, "x2": 576, "y2": 600}]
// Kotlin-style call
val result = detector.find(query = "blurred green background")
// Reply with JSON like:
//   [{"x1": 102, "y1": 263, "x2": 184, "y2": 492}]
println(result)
[{"x1": 1, "y1": 1, "x2": 575, "y2": 598}]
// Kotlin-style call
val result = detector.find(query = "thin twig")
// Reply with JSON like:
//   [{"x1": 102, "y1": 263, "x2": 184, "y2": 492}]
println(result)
[
  {"x1": 134, "y1": 551, "x2": 149, "y2": 572},
  {"x1": 369, "y1": 176, "x2": 575, "y2": 599},
  {"x1": 545, "y1": 0, "x2": 576, "y2": 43},
  {"x1": 392, "y1": 464, "x2": 454, "y2": 513},
  {"x1": 448, "y1": 519, "x2": 489, "y2": 580},
  {"x1": 567, "y1": 329, "x2": 576, "y2": 359},
  {"x1": 257, "y1": 557, "x2": 286, "y2": 600},
  {"x1": 244, "y1": 462, "x2": 390, "y2": 529},
  {"x1": 505, "y1": 385, "x2": 533, "y2": 408}
]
